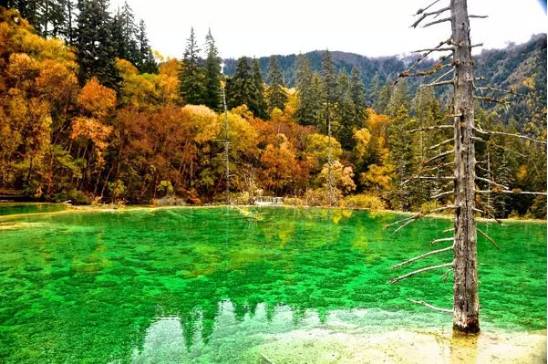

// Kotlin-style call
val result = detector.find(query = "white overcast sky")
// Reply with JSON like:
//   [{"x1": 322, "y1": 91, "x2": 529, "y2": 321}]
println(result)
[{"x1": 110, "y1": 0, "x2": 547, "y2": 59}]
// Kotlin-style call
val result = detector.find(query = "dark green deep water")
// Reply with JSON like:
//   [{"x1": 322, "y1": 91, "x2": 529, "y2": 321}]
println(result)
[{"x1": 0, "y1": 206, "x2": 545, "y2": 363}]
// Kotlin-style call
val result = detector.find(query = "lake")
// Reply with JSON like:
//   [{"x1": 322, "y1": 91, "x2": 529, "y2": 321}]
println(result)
[{"x1": 0, "y1": 206, "x2": 546, "y2": 363}]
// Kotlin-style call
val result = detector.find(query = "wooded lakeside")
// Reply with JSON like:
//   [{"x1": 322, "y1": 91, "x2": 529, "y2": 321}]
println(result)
[{"x1": 1, "y1": 1, "x2": 546, "y2": 220}]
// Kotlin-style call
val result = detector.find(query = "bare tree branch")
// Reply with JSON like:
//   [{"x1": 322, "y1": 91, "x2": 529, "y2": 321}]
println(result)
[
  {"x1": 399, "y1": 62, "x2": 453, "y2": 78},
  {"x1": 477, "y1": 227, "x2": 500, "y2": 250},
  {"x1": 412, "y1": 5, "x2": 450, "y2": 28},
  {"x1": 415, "y1": 0, "x2": 443, "y2": 14},
  {"x1": 474, "y1": 96, "x2": 510, "y2": 105},
  {"x1": 475, "y1": 189, "x2": 547, "y2": 196},
  {"x1": 423, "y1": 17, "x2": 452, "y2": 28},
  {"x1": 421, "y1": 79, "x2": 455, "y2": 88},
  {"x1": 412, "y1": 46, "x2": 454, "y2": 53},
  {"x1": 431, "y1": 190, "x2": 454, "y2": 199},
  {"x1": 431, "y1": 237, "x2": 455, "y2": 245},
  {"x1": 392, "y1": 246, "x2": 453, "y2": 269},
  {"x1": 475, "y1": 86, "x2": 525, "y2": 97},
  {"x1": 390, "y1": 206, "x2": 456, "y2": 233},
  {"x1": 410, "y1": 125, "x2": 454, "y2": 133},
  {"x1": 475, "y1": 176, "x2": 509, "y2": 190},
  {"x1": 474, "y1": 127, "x2": 547, "y2": 145},
  {"x1": 408, "y1": 299, "x2": 453, "y2": 314},
  {"x1": 423, "y1": 150, "x2": 454, "y2": 165},
  {"x1": 428, "y1": 138, "x2": 454, "y2": 150},
  {"x1": 390, "y1": 262, "x2": 453, "y2": 284},
  {"x1": 421, "y1": 161, "x2": 455, "y2": 174}
]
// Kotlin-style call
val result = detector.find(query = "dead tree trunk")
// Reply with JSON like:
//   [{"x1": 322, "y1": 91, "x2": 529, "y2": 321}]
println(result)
[
  {"x1": 391, "y1": 0, "x2": 545, "y2": 336},
  {"x1": 451, "y1": 0, "x2": 479, "y2": 334}
]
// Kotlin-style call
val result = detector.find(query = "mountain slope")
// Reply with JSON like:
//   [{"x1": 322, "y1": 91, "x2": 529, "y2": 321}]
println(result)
[{"x1": 224, "y1": 34, "x2": 547, "y2": 114}]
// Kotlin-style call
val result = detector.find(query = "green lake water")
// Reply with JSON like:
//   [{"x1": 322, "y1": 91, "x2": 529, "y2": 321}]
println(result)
[{"x1": 0, "y1": 206, "x2": 545, "y2": 363}]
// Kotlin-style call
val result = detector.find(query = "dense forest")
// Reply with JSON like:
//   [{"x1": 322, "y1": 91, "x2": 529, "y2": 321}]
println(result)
[{"x1": 0, "y1": 1, "x2": 546, "y2": 218}]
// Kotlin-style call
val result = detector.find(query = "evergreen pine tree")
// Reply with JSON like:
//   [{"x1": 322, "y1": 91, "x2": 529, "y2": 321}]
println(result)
[
  {"x1": 251, "y1": 58, "x2": 268, "y2": 119},
  {"x1": 203, "y1": 29, "x2": 222, "y2": 110},
  {"x1": 75, "y1": 0, "x2": 120, "y2": 89},
  {"x1": 350, "y1": 67, "x2": 367, "y2": 121},
  {"x1": 386, "y1": 82, "x2": 416, "y2": 210},
  {"x1": 336, "y1": 72, "x2": 357, "y2": 149},
  {"x1": 320, "y1": 50, "x2": 338, "y2": 134},
  {"x1": 7, "y1": 0, "x2": 67, "y2": 37},
  {"x1": 226, "y1": 57, "x2": 255, "y2": 110},
  {"x1": 374, "y1": 83, "x2": 391, "y2": 114},
  {"x1": 179, "y1": 27, "x2": 207, "y2": 105},
  {"x1": 295, "y1": 54, "x2": 322, "y2": 127},
  {"x1": 137, "y1": 20, "x2": 157, "y2": 73},
  {"x1": 266, "y1": 55, "x2": 288, "y2": 113},
  {"x1": 62, "y1": 0, "x2": 75, "y2": 45}
]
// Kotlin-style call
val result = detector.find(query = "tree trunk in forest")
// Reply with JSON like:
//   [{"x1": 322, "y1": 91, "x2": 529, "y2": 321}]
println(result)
[{"x1": 451, "y1": 0, "x2": 480, "y2": 334}]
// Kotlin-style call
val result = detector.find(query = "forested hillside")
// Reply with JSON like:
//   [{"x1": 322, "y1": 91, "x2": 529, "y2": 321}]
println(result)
[
  {"x1": 0, "y1": 1, "x2": 545, "y2": 218},
  {"x1": 226, "y1": 34, "x2": 547, "y2": 121}
]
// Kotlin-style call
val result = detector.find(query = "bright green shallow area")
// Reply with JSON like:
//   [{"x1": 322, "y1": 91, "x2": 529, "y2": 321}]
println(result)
[{"x1": 0, "y1": 206, "x2": 545, "y2": 363}]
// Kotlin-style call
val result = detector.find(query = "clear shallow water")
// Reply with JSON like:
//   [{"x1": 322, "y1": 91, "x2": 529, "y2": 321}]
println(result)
[
  {"x1": 0, "y1": 206, "x2": 545, "y2": 363},
  {"x1": 0, "y1": 202, "x2": 66, "y2": 216}
]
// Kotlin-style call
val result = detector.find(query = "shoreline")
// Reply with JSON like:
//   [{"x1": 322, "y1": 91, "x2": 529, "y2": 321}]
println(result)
[
  {"x1": 248, "y1": 326, "x2": 547, "y2": 364},
  {"x1": 0, "y1": 202, "x2": 546, "y2": 224}
]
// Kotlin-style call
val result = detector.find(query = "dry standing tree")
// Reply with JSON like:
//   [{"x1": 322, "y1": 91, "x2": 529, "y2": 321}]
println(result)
[{"x1": 389, "y1": 0, "x2": 547, "y2": 334}]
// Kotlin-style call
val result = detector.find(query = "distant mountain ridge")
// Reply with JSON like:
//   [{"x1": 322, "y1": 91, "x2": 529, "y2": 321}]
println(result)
[{"x1": 223, "y1": 34, "x2": 547, "y2": 109}]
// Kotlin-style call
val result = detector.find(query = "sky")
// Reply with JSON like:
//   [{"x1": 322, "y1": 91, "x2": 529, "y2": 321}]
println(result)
[{"x1": 110, "y1": 0, "x2": 547, "y2": 59}]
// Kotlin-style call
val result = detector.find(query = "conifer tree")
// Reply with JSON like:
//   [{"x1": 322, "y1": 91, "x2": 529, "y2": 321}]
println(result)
[
  {"x1": 320, "y1": 50, "x2": 338, "y2": 135},
  {"x1": 6, "y1": 0, "x2": 67, "y2": 37},
  {"x1": 203, "y1": 29, "x2": 222, "y2": 110},
  {"x1": 226, "y1": 57, "x2": 256, "y2": 110},
  {"x1": 266, "y1": 56, "x2": 288, "y2": 113},
  {"x1": 120, "y1": 2, "x2": 140, "y2": 65},
  {"x1": 75, "y1": 0, "x2": 120, "y2": 89},
  {"x1": 336, "y1": 72, "x2": 357, "y2": 149},
  {"x1": 350, "y1": 67, "x2": 367, "y2": 121},
  {"x1": 137, "y1": 19, "x2": 157, "y2": 73},
  {"x1": 295, "y1": 54, "x2": 322, "y2": 127},
  {"x1": 251, "y1": 58, "x2": 268, "y2": 119},
  {"x1": 386, "y1": 82, "x2": 416, "y2": 210},
  {"x1": 179, "y1": 27, "x2": 206, "y2": 105},
  {"x1": 374, "y1": 83, "x2": 392, "y2": 114}
]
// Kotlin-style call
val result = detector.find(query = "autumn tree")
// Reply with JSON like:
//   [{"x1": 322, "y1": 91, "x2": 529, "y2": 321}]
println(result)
[
  {"x1": 70, "y1": 78, "x2": 116, "y2": 194},
  {"x1": 0, "y1": 7, "x2": 79, "y2": 197}
]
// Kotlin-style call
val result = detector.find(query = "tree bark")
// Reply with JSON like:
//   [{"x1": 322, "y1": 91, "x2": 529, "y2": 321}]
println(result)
[{"x1": 451, "y1": 0, "x2": 480, "y2": 334}]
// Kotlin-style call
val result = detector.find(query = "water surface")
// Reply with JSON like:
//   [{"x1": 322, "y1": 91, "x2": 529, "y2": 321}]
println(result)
[{"x1": 0, "y1": 206, "x2": 545, "y2": 363}]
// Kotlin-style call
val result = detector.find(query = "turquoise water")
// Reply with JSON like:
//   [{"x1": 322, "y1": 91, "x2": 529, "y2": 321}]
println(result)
[
  {"x1": 0, "y1": 206, "x2": 545, "y2": 363},
  {"x1": 0, "y1": 202, "x2": 66, "y2": 216}
]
